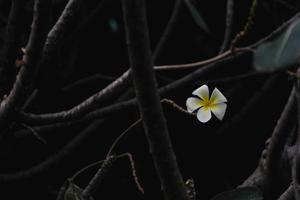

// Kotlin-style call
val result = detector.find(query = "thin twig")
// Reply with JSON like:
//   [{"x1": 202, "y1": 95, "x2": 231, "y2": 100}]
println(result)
[
  {"x1": 106, "y1": 119, "x2": 142, "y2": 157},
  {"x1": 125, "y1": 152, "x2": 144, "y2": 194},
  {"x1": 14, "y1": 118, "x2": 90, "y2": 138},
  {"x1": 250, "y1": 12, "x2": 300, "y2": 48},
  {"x1": 68, "y1": 153, "x2": 144, "y2": 197},
  {"x1": 162, "y1": 99, "x2": 195, "y2": 117},
  {"x1": 21, "y1": 89, "x2": 39, "y2": 111},
  {"x1": 19, "y1": 122, "x2": 47, "y2": 144},
  {"x1": 216, "y1": 75, "x2": 280, "y2": 135},
  {"x1": 230, "y1": 0, "x2": 257, "y2": 51},
  {"x1": 103, "y1": 98, "x2": 196, "y2": 159},
  {"x1": 105, "y1": 98, "x2": 195, "y2": 159},
  {"x1": 61, "y1": 74, "x2": 116, "y2": 93},
  {"x1": 152, "y1": 0, "x2": 182, "y2": 62},
  {"x1": 70, "y1": 154, "x2": 127, "y2": 182},
  {"x1": 154, "y1": 48, "x2": 251, "y2": 71},
  {"x1": 55, "y1": 179, "x2": 69, "y2": 200},
  {"x1": 69, "y1": 153, "x2": 142, "y2": 190},
  {"x1": 205, "y1": 71, "x2": 265, "y2": 85},
  {"x1": 219, "y1": 0, "x2": 234, "y2": 54}
]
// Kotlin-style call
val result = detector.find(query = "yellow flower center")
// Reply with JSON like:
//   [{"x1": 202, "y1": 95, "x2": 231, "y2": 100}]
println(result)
[{"x1": 202, "y1": 99, "x2": 213, "y2": 108}]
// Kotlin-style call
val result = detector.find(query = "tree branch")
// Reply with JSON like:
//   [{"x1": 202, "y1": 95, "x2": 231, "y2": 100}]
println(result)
[
  {"x1": 216, "y1": 74, "x2": 280, "y2": 135},
  {"x1": 18, "y1": 49, "x2": 248, "y2": 127},
  {"x1": 219, "y1": 0, "x2": 234, "y2": 54},
  {"x1": 152, "y1": 0, "x2": 182, "y2": 63},
  {"x1": 0, "y1": 0, "x2": 25, "y2": 97},
  {"x1": 35, "y1": 0, "x2": 83, "y2": 88},
  {"x1": 292, "y1": 68, "x2": 300, "y2": 200},
  {"x1": 0, "y1": 0, "x2": 51, "y2": 137},
  {"x1": 17, "y1": 11, "x2": 300, "y2": 127},
  {"x1": 241, "y1": 86, "x2": 297, "y2": 194},
  {"x1": 0, "y1": 118, "x2": 105, "y2": 182},
  {"x1": 122, "y1": 1, "x2": 189, "y2": 200},
  {"x1": 19, "y1": 51, "x2": 244, "y2": 125},
  {"x1": 266, "y1": 87, "x2": 297, "y2": 173},
  {"x1": 82, "y1": 155, "x2": 117, "y2": 199},
  {"x1": 278, "y1": 185, "x2": 295, "y2": 200}
]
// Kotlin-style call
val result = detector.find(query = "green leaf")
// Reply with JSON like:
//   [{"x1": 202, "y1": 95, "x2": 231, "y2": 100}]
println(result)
[
  {"x1": 254, "y1": 18, "x2": 300, "y2": 72},
  {"x1": 183, "y1": 0, "x2": 210, "y2": 33},
  {"x1": 211, "y1": 186, "x2": 263, "y2": 200}
]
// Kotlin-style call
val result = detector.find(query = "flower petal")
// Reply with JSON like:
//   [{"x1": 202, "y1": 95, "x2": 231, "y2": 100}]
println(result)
[
  {"x1": 196, "y1": 107, "x2": 212, "y2": 123},
  {"x1": 210, "y1": 102, "x2": 227, "y2": 120},
  {"x1": 192, "y1": 85, "x2": 209, "y2": 101},
  {"x1": 210, "y1": 87, "x2": 227, "y2": 104},
  {"x1": 186, "y1": 97, "x2": 204, "y2": 112}
]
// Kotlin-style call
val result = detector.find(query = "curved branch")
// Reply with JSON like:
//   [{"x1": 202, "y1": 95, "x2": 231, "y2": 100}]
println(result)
[
  {"x1": 18, "y1": 11, "x2": 300, "y2": 127},
  {"x1": 19, "y1": 51, "x2": 246, "y2": 125},
  {"x1": 152, "y1": 0, "x2": 182, "y2": 62},
  {"x1": 241, "y1": 86, "x2": 297, "y2": 193},
  {"x1": 251, "y1": 12, "x2": 300, "y2": 48},
  {"x1": 19, "y1": 47, "x2": 250, "y2": 126},
  {"x1": 0, "y1": 118, "x2": 105, "y2": 182},
  {"x1": 122, "y1": 1, "x2": 189, "y2": 200},
  {"x1": 266, "y1": 87, "x2": 297, "y2": 172},
  {"x1": 216, "y1": 74, "x2": 281, "y2": 135},
  {"x1": 219, "y1": 0, "x2": 234, "y2": 54},
  {"x1": 36, "y1": 0, "x2": 83, "y2": 78},
  {"x1": 0, "y1": 0, "x2": 26, "y2": 96},
  {"x1": 0, "y1": 0, "x2": 51, "y2": 137},
  {"x1": 278, "y1": 184, "x2": 296, "y2": 200}
]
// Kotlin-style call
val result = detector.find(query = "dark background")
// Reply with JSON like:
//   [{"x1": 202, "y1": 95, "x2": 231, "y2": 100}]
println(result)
[{"x1": 0, "y1": 0, "x2": 297, "y2": 199}]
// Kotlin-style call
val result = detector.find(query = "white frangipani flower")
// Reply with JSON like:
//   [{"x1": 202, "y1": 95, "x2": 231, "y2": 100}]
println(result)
[{"x1": 186, "y1": 85, "x2": 227, "y2": 123}]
